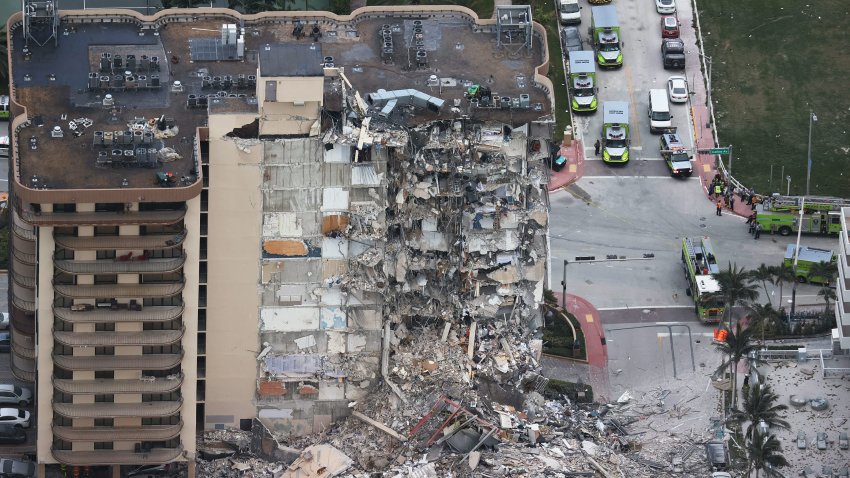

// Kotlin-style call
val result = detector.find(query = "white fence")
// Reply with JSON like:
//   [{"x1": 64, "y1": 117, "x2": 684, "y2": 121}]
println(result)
[{"x1": 756, "y1": 348, "x2": 850, "y2": 379}]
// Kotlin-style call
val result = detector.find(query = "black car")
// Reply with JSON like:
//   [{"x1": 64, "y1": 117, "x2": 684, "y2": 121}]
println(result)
[
  {"x1": 0, "y1": 424, "x2": 26, "y2": 445},
  {"x1": 561, "y1": 27, "x2": 583, "y2": 58},
  {"x1": 661, "y1": 39, "x2": 686, "y2": 69},
  {"x1": 0, "y1": 333, "x2": 9, "y2": 353}
]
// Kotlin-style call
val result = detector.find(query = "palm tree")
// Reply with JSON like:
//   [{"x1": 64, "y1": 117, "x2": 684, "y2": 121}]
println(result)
[
  {"x1": 714, "y1": 262, "x2": 760, "y2": 330},
  {"x1": 713, "y1": 325, "x2": 759, "y2": 408},
  {"x1": 818, "y1": 285, "x2": 837, "y2": 314},
  {"x1": 745, "y1": 429, "x2": 789, "y2": 478},
  {"x1": 808, "y1": 260, "x2": 838, "y2": 285},
  {"x1": 771, "y1": 263, "x2": 794, "y2": 313},
  {"x1": 749, "y1": 264, "x2": 775, "y2": 307},
  {"x1": 746, "y1": 302, "x2": 779, "y2": 345},
  {"x1": 729, "y1": 382, "x2": 790, "y2": 440}
]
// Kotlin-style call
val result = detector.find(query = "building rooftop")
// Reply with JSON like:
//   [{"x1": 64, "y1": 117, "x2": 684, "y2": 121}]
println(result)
[
  {"x1": 259, "y1": 43, "x2": 324, "y2": 77},
  {"x1": 8, "y1": 9, "x2": 550, "y2": 193}
]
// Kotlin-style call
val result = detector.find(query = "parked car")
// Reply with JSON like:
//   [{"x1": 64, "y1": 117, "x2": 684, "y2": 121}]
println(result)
[
  {"x1": 660, "y1": 16, "x2": 679, "y2": 38},
  {"x1": 0, "y1": 424, "x2": 27, "y2": 445},
  {"x1": 661, "y1": 39, "x2": 686, "y2": 69},
  {"x1": 705, "y1": 441, "x2": 729, "y2": 470},
  {"x1": 0, "y1": 332, "x2": 9, "y2": 353},
  {"x1": 0, "y1": 458, "x2": 36, "y2": 478},
  {"x1": 0, "y1": 384, "x2": 33, "y2": 408},
  {"x1": 127, "y1": 464, "x2": 174, "y2": 477},
  {"x1": 817, "y1": 431, "x2": 828, "y2": 450},
  {"x1": 840, "y1": 431, "x2": 849, "y2": 450},
  {"x1": 561, "y1": 26, "x2": 584, "y2": 58},
  {"x1": 797, "y1": 431, "x2": 807, "y2": 449},
  {"x1": 0, "y1": 313, "x2": 8, "y2": 330},
  {"x1": 667, "y1": 76, "x2": 688, "y2": 103},
  {"x1": 0, "y1": 408, "x2": 30, "y2": 428},
  {"x1": 655, "y1": 0, "x2": 676, "y2": 14}
]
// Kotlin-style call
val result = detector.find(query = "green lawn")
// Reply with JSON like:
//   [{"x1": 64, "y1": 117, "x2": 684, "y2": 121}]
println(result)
[{"x1": 698, "y1": 0, "x2": 850, "y2": 198}]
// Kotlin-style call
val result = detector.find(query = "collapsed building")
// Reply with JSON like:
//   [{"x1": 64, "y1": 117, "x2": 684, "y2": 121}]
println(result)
[{"x1": 6, "y1": 2, "x2": 566, "y2": 475}]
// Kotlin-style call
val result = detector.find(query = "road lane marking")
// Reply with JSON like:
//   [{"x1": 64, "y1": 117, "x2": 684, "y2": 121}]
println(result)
[{"x1": 598, "y1": 305, "x2": 694, "y2": 310}]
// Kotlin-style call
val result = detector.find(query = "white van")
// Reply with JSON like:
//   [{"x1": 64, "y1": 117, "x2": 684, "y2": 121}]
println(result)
[
  {"x1": 648, "y1": 88, "x2": 673, "y2": 133},
  {"x1": 558, "y1": 0, "x2": 581, "y2": 25}
]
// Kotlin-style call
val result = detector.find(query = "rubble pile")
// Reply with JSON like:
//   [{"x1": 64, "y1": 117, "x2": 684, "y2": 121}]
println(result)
[{"x1": 197, "y1": 84, "x2": 717, "y2": 477}]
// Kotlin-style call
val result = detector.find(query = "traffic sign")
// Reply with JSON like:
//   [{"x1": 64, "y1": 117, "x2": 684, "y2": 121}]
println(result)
[{"x1": 698, "y1": 147, "x2": 731, "y2": 155}]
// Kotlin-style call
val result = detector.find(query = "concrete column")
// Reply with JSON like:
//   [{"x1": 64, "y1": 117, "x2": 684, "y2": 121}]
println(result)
[
  {"x1": 37, "y1": 464, "x2": 45, "y2": 478},
  {"x1": 112, "y1": 465, "x2": 121, "y2": 478},
  {"x1": 187, "y1": 460, "x2": 196, "y2": 478}
]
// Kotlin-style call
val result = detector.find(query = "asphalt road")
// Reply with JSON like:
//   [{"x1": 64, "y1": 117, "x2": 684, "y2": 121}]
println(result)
[{"x1": 549, "y1": 1, "x2": 839, "y2": 391}]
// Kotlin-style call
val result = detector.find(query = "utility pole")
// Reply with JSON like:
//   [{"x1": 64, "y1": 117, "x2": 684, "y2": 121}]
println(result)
[
  {"x1": 790, "y1": 198, "x2": 806, "y2": 317},
  {"x1": 705, "y1": 55, "x2": 713, "y2": 128},
  {"x1": 806, "y1": 111, "x2": 817, "y2": 196},
  {"x1": 561, "y1": 259, "x2": 568, "y2": 311}
]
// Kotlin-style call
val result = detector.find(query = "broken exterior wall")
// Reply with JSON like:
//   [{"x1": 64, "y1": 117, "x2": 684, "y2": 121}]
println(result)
[{"x1": 257, "y1": 136, "x2": 384, "y2": 436}]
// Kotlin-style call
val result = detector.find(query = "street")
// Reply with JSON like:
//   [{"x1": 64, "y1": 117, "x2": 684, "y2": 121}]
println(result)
[{"x1": 548, "y1": 0, "x2": 839, "y2": 394}]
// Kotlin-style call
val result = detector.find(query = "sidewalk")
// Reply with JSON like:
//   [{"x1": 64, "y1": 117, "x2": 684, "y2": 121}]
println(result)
[
  {"x1": 547, "y1": 138, "x2": 584, "y2": 191},
  {"x1": 553, "y1": 292, "x2": 607, "y2": 368}
]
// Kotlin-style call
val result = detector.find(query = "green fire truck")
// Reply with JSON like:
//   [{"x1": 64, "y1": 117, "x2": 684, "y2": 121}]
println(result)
[
  {"x1": 682, "y1": 237, "x2": 725, "y2": 323},
  {"x1": 756, "y1": 195, "x2": 850, "y2": 236},
  {"x1": 783, "y1": 245, "x2": 836, "y2": 284}
]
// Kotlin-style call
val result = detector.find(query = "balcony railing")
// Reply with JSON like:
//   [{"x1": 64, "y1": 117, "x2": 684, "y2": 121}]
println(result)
[
  {"x1": 53, "y1": 281, "x2": 185, "y2": 299},
  {"x1": 11, "y1": 212, "x2": 36, "y2": 241},
  {"x1": 53, "y1": 328, "x2": 184, "y2": 347},
  {"x1": 53, "y1": 305, "x2": 184, "y2": 324},
  {"x1": 52, "y1": 399, "x2": 183, "y2": 419},
  {"x1": 12, "y1": 248, "x2": 36, "y2": 266},
  {"x1": 54, "y1": 229, "x2": 187, "y2": 250},
  {"x1": 54, "y1": 255, "x2": 187, "y2": 275},
  {"x1": 52, "y1": 446, "x2": 183, "y2": 466},
  {"x1": 21, "y1": 207, "x2": 187, "y2": 226},
  {"x1": 53, "y1": 374, "x2": 183, "y2": 395},
  {"x1": 11, "y1": 282, "x2": 36, "y2": 313},
  {"x1": 53, "y1": 353, "x2": 184, "y2": 371},
  {"x1": 52, "y1": 422, "x2": 183, "y2": 442},
  {"x1": 10, "y1": 354, "x2": 36, "y2": 383},
  {"x1": 10, "y1": 332, "x2": 35, "y2": 360}
]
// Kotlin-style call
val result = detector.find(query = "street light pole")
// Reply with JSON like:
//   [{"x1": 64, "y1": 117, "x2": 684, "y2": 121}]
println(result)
[
  {"x1": 790, "y1": 198, "x2": 806, "y2": 317},
  {"x1": 705, "y1": 55, "x2": 713, "y2": 129},
  {"x1": 561, "y1": 259, "x2": 568, "y2": 311},
  {"x1": 806, "y1": 111, "x2": 817, "y2": 196}
]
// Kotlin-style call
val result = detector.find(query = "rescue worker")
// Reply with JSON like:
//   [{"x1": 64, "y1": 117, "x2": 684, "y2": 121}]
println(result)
[
  {"x1": 594, "y1": 139, "x2": 600, "y2": 156},
  {"x1": 754, "y1": 223, "x2": 762, "y2": 239},
  {"x1": 713, "y1": 183, "x2": 722, "y2": 198},
  {"x1": 716, "y1": 199, "x2": 723, "y2": 216}
]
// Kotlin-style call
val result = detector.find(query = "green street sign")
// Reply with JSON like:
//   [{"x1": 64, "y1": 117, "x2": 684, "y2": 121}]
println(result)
[{"x1": 707, "y1": 147, "x2": 731, "y2": 155}]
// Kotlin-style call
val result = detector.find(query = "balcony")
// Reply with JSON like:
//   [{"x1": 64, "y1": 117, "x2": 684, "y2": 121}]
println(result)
[
  {"x1": 12, "y1": 248, "x2": 36, "y2": 266},
  {"x1": 10, "y1": 355, "x2": 36, "y2": 383},
  {"x1": 53, "y1": 400, "x2": 183, "y2": 419},
  {"x1": 53, "y1": 281, "x2": 185, "y2": 299},
  {"x1": 52, "y1": 422, "x2": 183, "y2": 442},
  {"x1": 54, "y1": 255, "x2": 187, "y2": 275},
  {"x1": 10, "y1": 332, "x2": 35, "y2": 360},
  {"x1": 11, "y1": 231, "x2": 36, "y2": 254},
  {"x1": 11, "y1": 282, "x2": 36, "y2": 313},
  {"x1": 53, "y1": 305, "x2": 184, "y2": 324},
  {"x1": 52, "y1": 446, "x2": 183, "y2": 466},
  {"x1": 20, "y1": 207, "x2": 187, "y2": 227},
  {"x1": 11, "y1": 212, "x2": 36, "y2": 241},
  {"x1": 11, "y1": 270, "x2": 35, "y2": 289},
  {"x1": 53, "y1": 374, "x2": 183, "y2": 395},
  {"x1": 53, "y1": 328, "x2": 184, "y2": 347},
  {"x1": 53, "y1": 353, "x2": 184, "y2": 371},
  {"x1": 54, "y1": 230, "x2": 187, "y2": 250},
  {"x1": 10, "y1": 311, "x2": 34, "y2": 336}
]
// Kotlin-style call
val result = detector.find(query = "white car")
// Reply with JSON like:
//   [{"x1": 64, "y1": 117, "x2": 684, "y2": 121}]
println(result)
[
  {"x1": 0, "y1": 408, "x2": 30, "y2": 428},
  {"x1": 656, "y1": 0, "x2": 676, "y2": 14},
  {"x1": 0, "y1": 384, "x2": 33, "y2": 407},
  {"x1": 667, "y1": 76, "x2": 688, "y2": 103}
]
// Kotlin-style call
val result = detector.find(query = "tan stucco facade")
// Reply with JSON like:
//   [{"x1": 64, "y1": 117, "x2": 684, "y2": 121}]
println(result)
[{"x1": 203, "y1": 113, "x2": 264, "y2": 428}]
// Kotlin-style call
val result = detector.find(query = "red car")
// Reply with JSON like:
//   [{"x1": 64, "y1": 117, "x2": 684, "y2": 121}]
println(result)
[{"x1": 661, "y1": 16, "x2": 680, "y2": 38}]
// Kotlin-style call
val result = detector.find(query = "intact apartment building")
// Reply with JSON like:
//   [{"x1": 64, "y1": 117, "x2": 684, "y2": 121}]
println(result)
[
  {"x1": 6, "y1": 2, "x2": 554, "y2": 475},
  {"x1": 836, "y1": 207, "x2": 850, "y2": 351}
]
